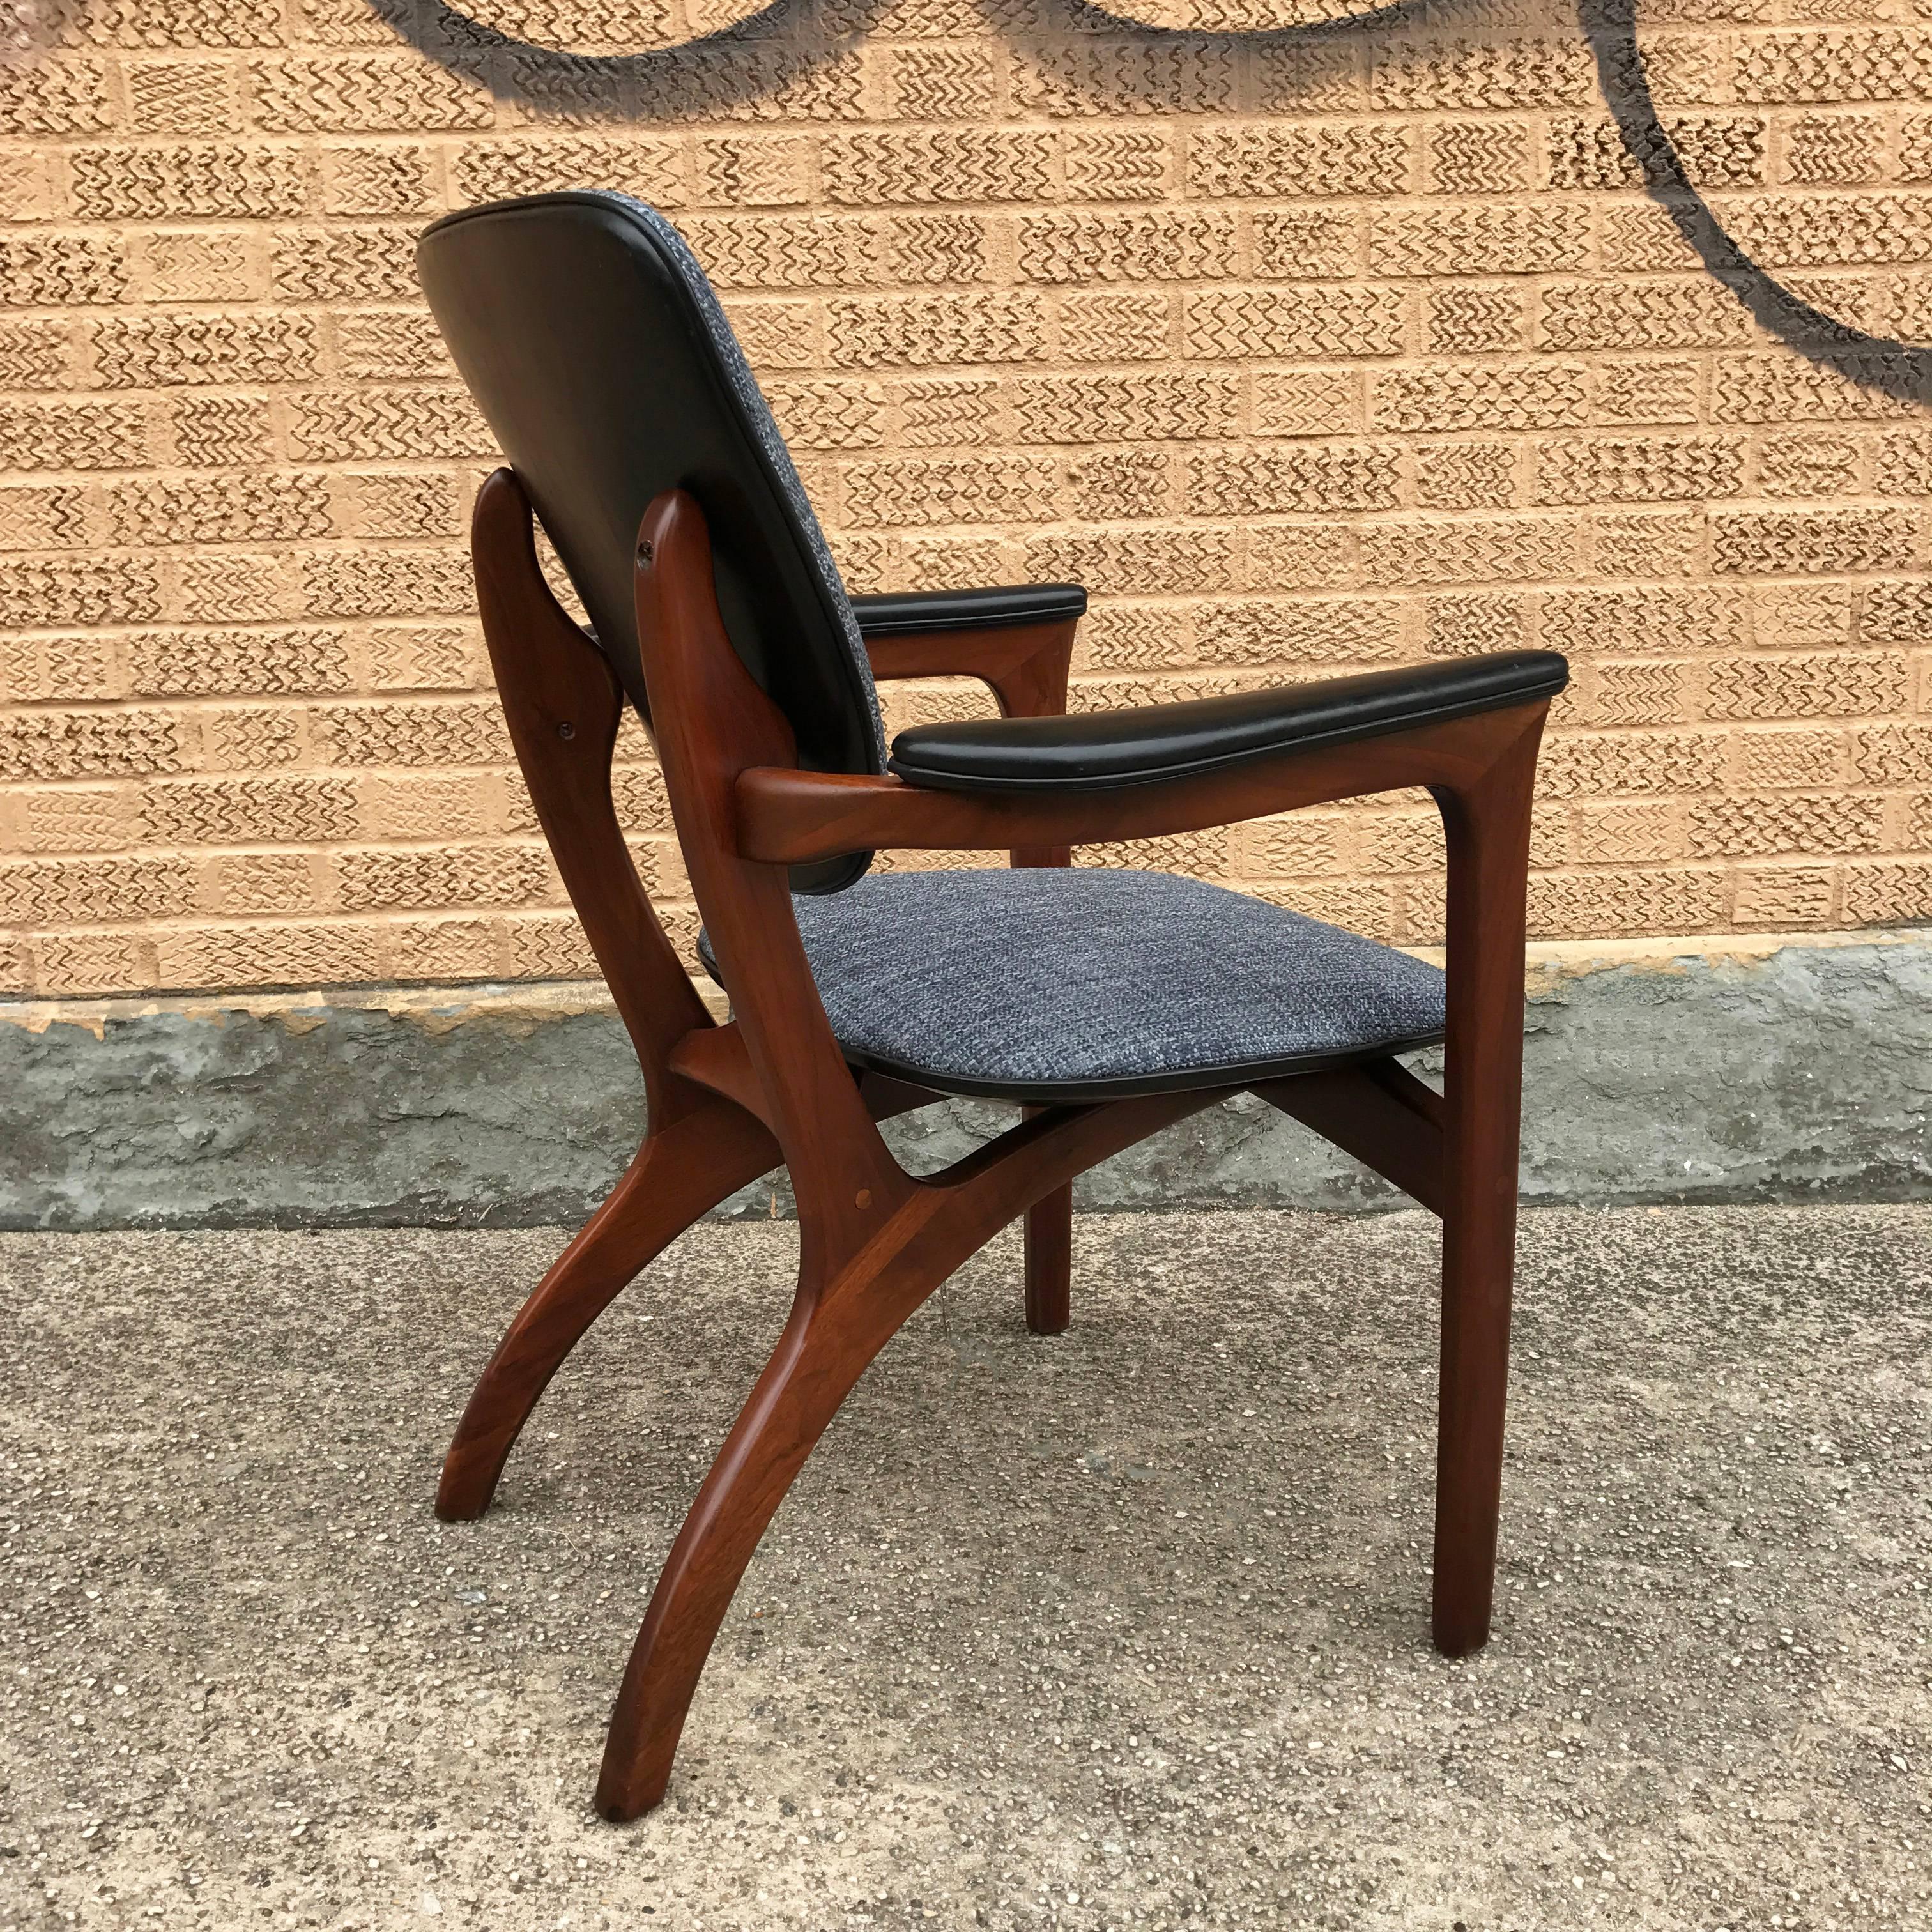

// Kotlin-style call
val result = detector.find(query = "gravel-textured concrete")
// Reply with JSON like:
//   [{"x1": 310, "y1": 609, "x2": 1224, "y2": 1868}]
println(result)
[
  {"x1": 3, "y1": 1207, "x2": 1928, "y2": 1930},
  {"x1": 6, "y1": 931, "x2": 1929, "y2": 1230}
]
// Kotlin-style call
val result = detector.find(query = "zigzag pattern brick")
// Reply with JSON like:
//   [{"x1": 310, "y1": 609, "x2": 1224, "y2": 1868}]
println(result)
[
  {"x1": 827, "y1": 292, "x2": 1043, "y2": 368},
  {"x1": 1710, "y1": 508, "x2": 1919, "y2": 574},
  {"x1": 1186, "y1": 124, "x2": 1410, "y2": 198},
  {"x1": 1189, "y1": 445, "x2": 1400, "y2": 518},
  {"x1": 1705, "y1": 652, "x2": 1909, "y2": 719},
  {"x1": 1013, "y1": 372, "x2": 1237, "y2": 444},
  {"x1": 1020, "y1": 211, "x2": 1235, "y2": 284},
  {"x1": 88, "y1": 312, "x2": 318, "y2": 387},
  {"x1": 126, "y1": 626, "x2": 352, "y2": 697},
  {"x1": 0, "y1": 555, "x2": 161, "y2": 627},
  {"x1": 109, "y1": 476, "x2": 331, "y2": 546},
  {"x1": 1183, "y1": 287, "x2": 1403, "y2": 360},
  {"x1": 70, "y1": 142, "x2": 308, "y2": 219},
  {"x1": 1372, "y1": 363, "x2": 1588, "y2": 434},
  {"x1": 288, "y1": 390, "x2": 494, "y2": 463},
  {"x1": 1534, "y1": 436, "x2": 1745, "y2": 505}
]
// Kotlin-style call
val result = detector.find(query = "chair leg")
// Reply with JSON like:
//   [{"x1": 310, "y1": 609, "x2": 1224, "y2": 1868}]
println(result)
[
  {"x1": 1023, "y1": 1182, "x2": 1072, "y2": 1335},
  {"x1": 436, "y1": 1101, "x2": 778, "y2": 1523},
  {"x1": 594, "y1": 1249, "x2": 925, "y2": 1821},
  {"x1": 1429, "y1": 725, "x2": 1539, "y2": 1659}
]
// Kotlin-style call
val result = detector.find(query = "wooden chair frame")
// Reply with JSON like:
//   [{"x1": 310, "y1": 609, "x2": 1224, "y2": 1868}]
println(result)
[{"x1": 438, "y1": 468, "x2": 1554, "y2": 1822}]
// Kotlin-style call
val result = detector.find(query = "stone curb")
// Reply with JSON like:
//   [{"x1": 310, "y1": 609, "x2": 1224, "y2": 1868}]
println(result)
[{"x1": 3, "y1": 929, "x2": 1927, "y2": 1228}]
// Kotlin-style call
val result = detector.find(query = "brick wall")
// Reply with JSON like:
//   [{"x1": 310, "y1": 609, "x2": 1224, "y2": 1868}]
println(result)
[{"x1": 3, "y1": 0, "x2": 1930, "y2": 999}]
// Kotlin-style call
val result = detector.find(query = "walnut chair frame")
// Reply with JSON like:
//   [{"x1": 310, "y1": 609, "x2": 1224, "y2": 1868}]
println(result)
[{"x1": 437, "y1": 464, "x2": 1554, "y2": 1823}]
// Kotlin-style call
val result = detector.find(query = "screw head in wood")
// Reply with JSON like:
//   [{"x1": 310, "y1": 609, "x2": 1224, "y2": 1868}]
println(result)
[
  {"x1": 636, "y1": 538, "x2": 654, "y2": 564},
  {"x1": 854, "y1": 1188, "x2": 871, "y2": 1209},
  {"x1": 556, "y1": 721, "x2": 575, "y2": 740}
]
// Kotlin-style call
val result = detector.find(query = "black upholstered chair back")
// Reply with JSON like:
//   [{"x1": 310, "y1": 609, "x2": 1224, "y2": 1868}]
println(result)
[{"x1": 418, "y1": 192, "x2": 884, "y2": 893}]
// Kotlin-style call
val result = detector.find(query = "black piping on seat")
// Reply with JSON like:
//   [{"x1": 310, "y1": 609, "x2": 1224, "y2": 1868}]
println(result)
[{"x1": 888, "y1": 650, "x2": 1570, "y2": 793}]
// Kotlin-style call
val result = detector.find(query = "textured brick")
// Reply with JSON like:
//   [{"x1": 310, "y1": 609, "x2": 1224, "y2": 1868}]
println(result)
[
  {"x1": 302, "y1": 550, "x2": 473, "y2": 618},
  {"x1": 70, "y1": 142, "x2": 307, "y2": 219},
  {"x1": 1363, "y1": 517, "x2": 1579, "y2": 588},
  {"x1": 1372, "y1": 363, "x2": 1589, "y2": 434},
  {"x1": 151, "y1": 921, "x2": 380, "y2": 990},
  {"x1": 1416, "y1": 443, "x2": 1517, "y2": 511},
  {"x1": 273, "y1": 226, "x2": 418, "y2": 302},
  {"x1": 125, "y1": 58, "x2": 238, "y2": 135},
  {"x1": 289, "y1": 389, "x2": 494, "y2": 462},
  {"x1": 1735, "y1": 29, "x2": 1932, "y2": 103},
  {"x1": 1540, "y1": 731, "x2": 1727, "y2": 799},
  {"x1": 1186, "y1": 124, "x2": 1409, "y2": 198},
  {"x1": 1369, "y1": 206, "x2": 1591, "y2": 276},
  {"x1": 1020, "y1": 211, "x2": 1235, "y2": 285},
  {"x1": 1252, "y1": 371, "x2": 1361, "y2": 439},
  {"x1": 1243, "y1": 525, "x2": 1355, "y2": 592},
  {"x1": 1372, "y1": 38, "x2": 1595, "y2": 111},
  {"x1": 1710, "y1": 509, "x2": 1919, "y2": 575},
  {"x1": 164, "y1": 394, "x2": 273, "y2": 469},
  {"x1": 0, "y1": 234, "x2": 127, "y2": 307},
  {"x1": 0, "y1": 553, "x2": 161, "y2": 628},
  {"x1": 1546, "y1": 113, "x2": 1765, "y2": 190},
  {"x1": 825, "y1": 132, "x2": 1053, "y2": 204},
  {"x1": 1188, "y1": 445, "x2": 1400, "y2": 518},
  {"x1": 1023, "y1": 529, "x2": 1236, "y2": 597},
  {"x1": 1705, "y1": 652, "x2": 1908, "y2": 718},
  {"x1": 1528, "y1": 868, "x2": 1729, "y2": 937},
  {"x1": 338, "y1": 843, "x2": 552, "y2": 913},
  {"x1": 1425, "y1": 593, "x2": 1531, "y2": 658},
  {"x1": 1862, "y1": 579, "x2": 1932, "y2": 643},
  {"x1": 1712, "y1": 355, "x2": 1925, "y2": 423},
  {"x1": 1841, "y1": 862, "x2": 1932, "y2": 924},
  {"x1": 321, "y1": 142, "x2": 440, "y2": 216},
  {"x1": 126, "y1": 627, "x2": 352, "y2": 698},
  {"x1": 1013, "y1": 373, "x2": 1236, "y2": 444},
  {"x1": 109, "y1": 477, "x2": 331, "y2": 548},
  {"x1": 841, "y1": 456, "x2": 1057, "y2": 528},
  {"x1": 133, "y1": 229, "x2": 261, "y2": 304},
  {"x1": 1, "y1": 399, "x2": 149, "y2": 477},
  {"x1": 1687, "y1": 792, "x2": 1883, "y2": 857},
  {"x1": 1534, "y1": 436, "x2": 1744, "y2": 505},
  {"x1": 1, "y1": 710, "x2": 182, "y2": 781},
  {"x1": 0, "y1": 321, "x2": 71, "y2": 390},
  {"x1": 1183, "y1": 288, "x2": 1404, "y2": 361},
  {"x1": 10, "y1": 786, "x2": 138, "y2": 855},
  {"x1": 315, "y1": 700, "x2": 510, "y2": 768},
  {"x1": 827, "y1": 293, "x2": 1043, "y2": 369},
  {"x1": 89, "y1": 312, "x2": 318, "y2": 388},
  {"x1": 1756, "y1": 434, "x2": 1861, "y2": 498},
  {"x1": 1008, "y1": 41, "x2": 1234, "y2": 116},
  {"x1": 0, "y1": 855, "x2": 195, "y2": 928},
  {"x1": 1423, "y1": 285, "x2": 1528, "y2": 356},
  {"x1": 141, "y1": 773, "x2": 357, "y2": 844},
  {"x1": 0, "y1": 486, "x2": 94, "y2": 553},
  {"x1": 1252, "y1": 211, "x2": 1363, "y2": 282},
  {"x1": 249, "y1": 56, "x2": 492, "y2": 132},
  {"x1": 1595, "y1": 362, "x2": 1702, "y2": 427},
  {"x1": 1190, "y1": 597, "x2": 1403, "y2": 667},
  {"x1": 0, "y1": 56, "x2": 116, "y2": 134},
  {"x1": 454, "y1": 136, "x2": 682, "y2": 208},
  {"x1": 1717, "y1": 194, "x2": 1932, "y2": 266},
  {"x1": 1064, "y1": 130, "x2": 1171, "y2": 203},
  {"x1": 1537, "y1": 280, "x2": 1754, "y2": 351}
]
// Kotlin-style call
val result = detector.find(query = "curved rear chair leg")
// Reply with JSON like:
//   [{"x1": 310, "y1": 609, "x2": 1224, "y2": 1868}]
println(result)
[
  {"x1": 437, "y1": 1101, "x2": 778, "y2": 1523},
  {"x1": 595, "y1": 1252, "x2": 922, "y2": 1821}
]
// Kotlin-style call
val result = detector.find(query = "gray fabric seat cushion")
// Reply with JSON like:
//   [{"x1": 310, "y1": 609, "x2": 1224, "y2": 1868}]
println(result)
[{"x1": 699, "y1": 868, "x2": 1446, "y2": 1101}]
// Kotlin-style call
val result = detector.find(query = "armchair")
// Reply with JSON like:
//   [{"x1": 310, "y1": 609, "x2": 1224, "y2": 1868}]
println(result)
[{"x1": 418, "y1": 192, "x2": 1568, "y2": 1821}]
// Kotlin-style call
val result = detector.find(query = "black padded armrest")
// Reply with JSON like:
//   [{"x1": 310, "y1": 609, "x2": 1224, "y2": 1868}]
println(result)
[
  {"x1": 888, "y1": 651, "x2": 1569, "y2": 792},
  {"x1": 852, "y1": 583, "x2": 1086, "y2": 636}
]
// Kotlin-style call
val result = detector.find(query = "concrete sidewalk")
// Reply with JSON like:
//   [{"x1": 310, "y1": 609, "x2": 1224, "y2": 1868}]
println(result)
[{"x1": 3, "y1": 1207, "x2": 1928, "y2": 1930}]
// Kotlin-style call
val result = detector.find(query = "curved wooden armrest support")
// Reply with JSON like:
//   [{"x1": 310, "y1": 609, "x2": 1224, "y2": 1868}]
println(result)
[
  {"x1": 735, "y1": 702, "x2": 1549, "y2": 865},
  {"x1": 864, "y1": 617, "x2": 1076, "y2": 723}
]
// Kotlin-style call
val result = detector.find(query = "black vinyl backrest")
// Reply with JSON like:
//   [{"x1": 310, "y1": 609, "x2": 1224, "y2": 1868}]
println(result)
[{"x1": 417, "y1": 192, "x2": 884, "y2": 894}]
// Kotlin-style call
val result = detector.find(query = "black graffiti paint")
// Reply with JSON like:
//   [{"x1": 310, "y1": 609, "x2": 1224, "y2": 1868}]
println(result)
[{"x1": 400, "y1": 0, "x2": 1932, "y2": 401}]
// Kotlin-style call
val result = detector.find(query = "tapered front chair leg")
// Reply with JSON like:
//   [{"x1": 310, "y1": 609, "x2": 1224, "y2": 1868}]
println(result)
[
  {"x1": 437, "y1": 1102, "x2": 778, "y2": 1523},
  {"x1": 595, "y1": 1253, "x2": 925, "y2": 1821},
  {"x1": 1024, "y1": 1183, "x2": 1072, "y2": 1334},
  {"x1": 1430, "y1": 719, "x2": 1542, "y2": 1659}
]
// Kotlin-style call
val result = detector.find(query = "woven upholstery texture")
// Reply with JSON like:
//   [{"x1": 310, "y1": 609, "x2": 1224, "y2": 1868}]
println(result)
[{"x1": 702, "y1": 868, "x2": 1446, "y2": 1099}]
